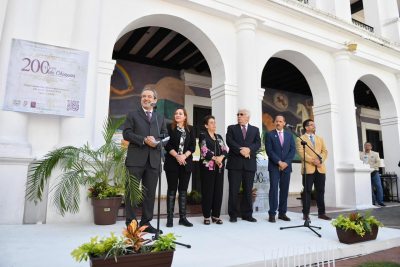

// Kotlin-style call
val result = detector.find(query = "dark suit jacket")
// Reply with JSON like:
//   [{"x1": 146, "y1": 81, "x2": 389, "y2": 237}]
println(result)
[
  {"x1": 123, "y1": 107, "x2": 167, "y2": 169},
  {"x1": 164, "y1": 124, "x2": 196, "y2": 172},
  {"x1": 226, "y1": 124, "x2": 261, "y2": 172},
  {"x1": 265, "y1": 129, "x2": 296, "y2": 173}
]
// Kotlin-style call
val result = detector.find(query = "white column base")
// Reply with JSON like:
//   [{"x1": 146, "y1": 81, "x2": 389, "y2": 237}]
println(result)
[
  {"x1": 336, "y1": 162, "x2": 374, "y2": 209},
  {"x1": 0, "y1": 157, "x2": 33, "y2": 224}
]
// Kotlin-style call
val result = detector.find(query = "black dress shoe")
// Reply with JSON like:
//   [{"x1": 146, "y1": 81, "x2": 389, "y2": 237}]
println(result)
[
  {"x1": 278, "y1": 214, "x2": 291, "y2": 221},
  {"x1": 268, "y1": 215, "x2": 276, "y2": 223},
  {"x1": 318, "y1": 214, "x2": 332, "y2": 220},
  {"x1": 142, "y1": 223, "x2": 163, "y2": 234},
  {"x1": 242, "y1": 216, "x2": 257, "y2": 222},
  {"x1": 229, "y1": 217, "x2": 237, "y2": 223},
  {"x1": 378, "y1": 203, "x2": 386, "y2": 207}
]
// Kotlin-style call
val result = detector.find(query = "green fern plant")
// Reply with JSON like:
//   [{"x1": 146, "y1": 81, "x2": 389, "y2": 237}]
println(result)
[{"x1": 25, "y1": 117, "x2": 142, "y2": 215}]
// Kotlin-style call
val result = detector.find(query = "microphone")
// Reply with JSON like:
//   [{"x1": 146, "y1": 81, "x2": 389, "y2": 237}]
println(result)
[
  {"x1": 285, "y1": 124, "x2": 295, "y2": 128},
  {"x1": 150, "y1": 102, "x2": 157, "y2": 109}
]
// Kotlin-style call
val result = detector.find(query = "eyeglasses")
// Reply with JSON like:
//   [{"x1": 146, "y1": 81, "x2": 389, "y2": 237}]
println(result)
[{"x1": 237, "y1": 113, "x2": 245, "y2": 116}]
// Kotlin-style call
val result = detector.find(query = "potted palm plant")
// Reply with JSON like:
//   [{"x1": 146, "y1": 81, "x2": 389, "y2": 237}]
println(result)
[
  {"x1": 331, "y1": 211, "x2": 383, "y2": 244},
  {"x1": 71, "y1": 220, "x2": 176, "y2": 267},
  {"x1": 25, "y1": 117, "x2": 142, "y2": 225}
]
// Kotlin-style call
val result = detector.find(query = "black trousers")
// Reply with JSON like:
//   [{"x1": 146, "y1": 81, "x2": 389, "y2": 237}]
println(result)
[
  {"x1": 228, "y1": 169, "x2": 255, "y2": 219},
  {"x1": 125, "y1": 161, "x2": 159, "y2": 225},
  {"x1": 200, "y1": 165, "x2": 224, "y2": 218},
  {"x1": 302, "y1": 170, "x2": 326, "y2": 216},
  {"x1": 165, "y1": 166, "x2": 191, "y2": 192}
]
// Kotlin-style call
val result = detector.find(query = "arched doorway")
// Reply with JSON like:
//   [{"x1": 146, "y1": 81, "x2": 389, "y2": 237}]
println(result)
[
  {"x1": 102, "y1": 15, "x2": 227, "y2": 216},
  {"x1": 354, "y1": 74, "x2": 400, "y2": 174},
  {"x1": 261, "y1": 50, "x2": 332, "y2": 206}
]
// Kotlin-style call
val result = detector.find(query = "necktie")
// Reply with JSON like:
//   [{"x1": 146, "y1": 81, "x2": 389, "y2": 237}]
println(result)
[
  {"x1": 241, "y1": 125, "x2": 247, "y2": 139},
  {"x1": 278, "y1": 131, "x2": 283, "y2": 146},
  {"x1": 145, "y1": 111, "x2": 151, "y2": 122},
  {"x1": 310, "y1": 135, "x2": 315, "y2": 147}
]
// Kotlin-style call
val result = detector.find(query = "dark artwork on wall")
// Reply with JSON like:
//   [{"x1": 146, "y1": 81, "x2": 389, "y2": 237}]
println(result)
[
  {"x1": 262, "y1": 88, "x2": 313, "y2": 161},
  {"x1": 108, "y1": 60, "x2": 209, "y2": 123}
]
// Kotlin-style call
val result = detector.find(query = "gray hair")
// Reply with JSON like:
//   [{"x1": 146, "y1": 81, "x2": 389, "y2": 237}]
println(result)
[
  {"x1": 238, "y1": 108, "x2": 251, "y2": 118},
  {"x1": 142, "y1": 87, "x2": 158, "y2": 99}
]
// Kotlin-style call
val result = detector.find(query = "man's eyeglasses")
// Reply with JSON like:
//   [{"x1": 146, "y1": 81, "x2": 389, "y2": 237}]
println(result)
[{"x1": 237, "y1": 113, "x2": 245, "y2": 116}]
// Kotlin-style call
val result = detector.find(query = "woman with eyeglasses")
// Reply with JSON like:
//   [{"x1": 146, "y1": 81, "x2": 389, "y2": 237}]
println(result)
[
  {"x1": 199, "y1": 115, "x2": 228, "y2": 225},
  {"x1": 164, "y1": 108, "x2": 196, "y2": 227}
]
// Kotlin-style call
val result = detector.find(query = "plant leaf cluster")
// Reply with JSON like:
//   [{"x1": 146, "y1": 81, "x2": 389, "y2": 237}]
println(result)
[
  {"x1": 26, "y1": 117, "x2": 142, "y2": 215},
  {"x1": 71, "y1": 220, "x2": 176, "y2": 263},
  {"x1": 331, "y1": 211, "x2": 383, "y2": 237}
]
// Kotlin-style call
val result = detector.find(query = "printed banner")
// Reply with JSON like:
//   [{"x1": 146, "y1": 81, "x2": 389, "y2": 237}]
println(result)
[
  {"x1": 3, "y1": 39, "x2": 88, "y2": 117},
  {"x1": 253, "y1": 158, "x2": 270, "y2": 213}
]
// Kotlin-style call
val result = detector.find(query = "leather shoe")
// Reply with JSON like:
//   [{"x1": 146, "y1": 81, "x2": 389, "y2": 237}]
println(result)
[
  {"x1": 318, "y1": 214, "x2": 331, "y2": 221},
  {"x1": 268, "y1": 215, "x2": 276, "y2": 223},
  {"x1": 229, "y1": 217, "x2": 237, "y2": 223},
  {"x1": 278, "y1": 214, "x2": 291, "y2": 221},
  {"x1": 141, "y1": 223, "x2": 163, "y2": 234},
  {"x1": 303, "y1": 214, "x2": 310, "y2": 221},
  {"x1": 242, "y1": 216, "x2": 257, "y2": 222},
  {"x1": 378, "y1": 203, "x2": 386, "y2": 207}
]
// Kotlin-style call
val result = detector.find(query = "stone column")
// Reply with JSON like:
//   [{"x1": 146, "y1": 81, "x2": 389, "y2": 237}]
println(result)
[
  {"x1": 46, "y1": 0, "x2": 102, "y2": 223},
  {"x1": 308, "y1": 0, "x2": 352, "y2": 22},
  {"x1": 0, "y1": 0, "x2": 40, "y2": 224},
  {"x1": 58, "y1": 0, "x2": 101, "y2": 148},
  {"x1": 235, "y1": 17, "x2": 261, "y2": 128},
  {"x1": 333, "y1": 51, "x2": 372, "y2": 209},
  {"x1": 210, "y1": 82, "x2": 238, "y2": 214},
  {"x1": 312, "y1": 104, "x2": 338, "y2": 207},
  {"x1": 363, "y1": 0, "x2": 400, "y2": 41}
]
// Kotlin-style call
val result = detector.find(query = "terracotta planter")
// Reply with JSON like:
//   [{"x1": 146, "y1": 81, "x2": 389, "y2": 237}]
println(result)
[
  {"x1": 91, "y1": 197, "x2": 123, "y2": 225},
  {"x1": 90, "y1": 250, "x2": 174, "y2": 267},
  {"x1": 336, "y1": 225, "x2": 379, "y2": 244}
]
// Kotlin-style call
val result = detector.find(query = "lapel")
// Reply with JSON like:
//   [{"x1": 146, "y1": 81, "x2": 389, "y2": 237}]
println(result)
[
  {"x1": 275, "y1": 129, "x2": 283, "y2": 147},
  {"x1": 138, "y1": 108, "x2": 148, "y2": 123}
]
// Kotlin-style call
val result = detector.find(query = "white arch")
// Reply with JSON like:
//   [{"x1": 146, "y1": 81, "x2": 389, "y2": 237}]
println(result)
[
  {"x1": 109, "y1": 14, "x2": 226, "y2": 88},
  {"x1": 358, "y1": 74, "x2": 398, "y2": 119},
  {"x1": 355, "y1": 74, "x2": 400, "y2": 173},
  {"x1": 267, "y1": 50, "x2": 330, "y2": 106}
]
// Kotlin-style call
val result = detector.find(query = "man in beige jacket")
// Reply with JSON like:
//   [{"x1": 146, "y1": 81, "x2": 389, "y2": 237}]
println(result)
[
  {"x1": 297, "y1": 119, "x2": 330, "y2": 221},
  {"x1": 360, "y1": 142, "x2": 385, "y2": 206}
]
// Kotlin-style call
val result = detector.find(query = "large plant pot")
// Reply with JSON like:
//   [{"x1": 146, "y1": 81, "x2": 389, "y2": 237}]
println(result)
[
  {"x1": 92, "y1": 197, "x2": 123, "y2": 225},
  {"x1": 90, "y1": 250, "x2": 174, "y2": 267},
  {"x1": 336, "y1": 225, "x2": 379, "y2": 244}
]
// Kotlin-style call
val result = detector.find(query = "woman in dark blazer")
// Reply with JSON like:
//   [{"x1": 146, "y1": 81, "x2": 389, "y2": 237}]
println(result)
[
  {"x1": 199, "y1": 115, "x2": 228, "y2": 225},
  {"x1": 164, "y1": 108, "x2": 196, "y2": 227}
]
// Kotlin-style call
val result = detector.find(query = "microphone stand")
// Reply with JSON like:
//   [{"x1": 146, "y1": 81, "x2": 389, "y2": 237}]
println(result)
[
  {"x1": 280, "y1": 126, "x2": 322, "y2": 238},
  {"x1": 153, "y1": 107, "x2": 191, "y2": 248}
]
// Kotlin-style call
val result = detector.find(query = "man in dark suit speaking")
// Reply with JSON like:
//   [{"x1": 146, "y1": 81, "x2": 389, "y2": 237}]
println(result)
[
  {"x1": 123, "y1": 87, "x2": 167, "y2": 234},
  {"x1": 265, "y1": 115, "x2": 295, "y2": 223},
  {"x1": 226, "y1": 109, "x2": 261, "y2": 223}
]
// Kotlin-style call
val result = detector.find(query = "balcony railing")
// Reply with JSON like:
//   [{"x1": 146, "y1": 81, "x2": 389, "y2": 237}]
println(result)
[
  {"x1": 297, "y1": 0, "x2": 309, "y2": 4},
  {"x1": 352, "y1": 19, "x2": 374, "y2": 33}
]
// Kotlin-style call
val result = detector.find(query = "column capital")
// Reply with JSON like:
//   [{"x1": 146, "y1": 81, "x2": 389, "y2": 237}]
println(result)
[
  {"x1": 210, "y1": 83, "x2": 238, "y2": 100},
  {"x1": 380, "y1": 116, "x2": 399, "y2": 126},
  {"x1": 258, "y1": 87, "x2": 265, "y2": 101},
  {"x1": 333, "y1": 50, "x2": 351, "y2": 61},
  {"x1": 313, "y1": 103, "x2": 339, "y2": 115},
  {"x1": 97, "y1": 59, "x2": 116, "y2": 75},
  {"x1": 235, "y1": 16, "x2": 258, "y2": 32}
]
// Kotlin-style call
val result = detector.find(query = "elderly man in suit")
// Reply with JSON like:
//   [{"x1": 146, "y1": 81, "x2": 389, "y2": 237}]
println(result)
[
  {"x1": 226, "y1": 109, "x2": 261, "y2": 223},
  {"x1": 297, "y1": 119, "x2": 330, "y2": 221},
  {"x1": 123, "y1": 87, "x2": 167, "y2": 234},
  {"x1": 265, "y1": 115, "x2": 296, "y2": 222}
]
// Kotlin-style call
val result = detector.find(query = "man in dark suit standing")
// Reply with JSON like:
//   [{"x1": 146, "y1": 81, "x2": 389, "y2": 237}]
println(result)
[
  {"x1": 226, "y1": 109, "x2": 261, "y2": 222},
  {"x1": 265, "y1": 115, "x2": 295, "y2": 223},
  {"x1": 123, "y1": 87, "x2": 167, "y2": 233}
]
